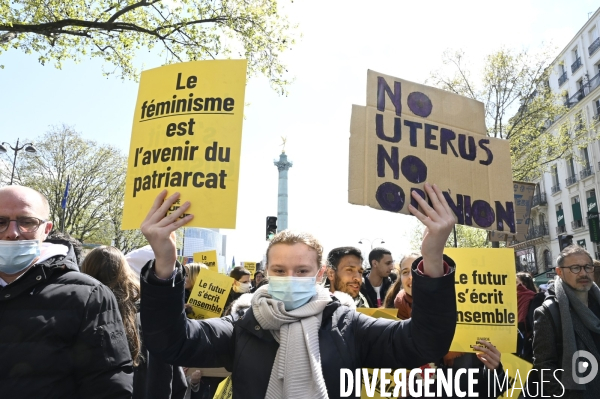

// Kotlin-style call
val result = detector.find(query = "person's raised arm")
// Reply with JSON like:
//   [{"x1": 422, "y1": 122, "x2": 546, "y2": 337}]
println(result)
[
  {"x1": 408, "y1": 183, "x2": 456, "y2": 277},
  {"x1": 140, "y1": 190, "x2": 193, "y2": 279}
]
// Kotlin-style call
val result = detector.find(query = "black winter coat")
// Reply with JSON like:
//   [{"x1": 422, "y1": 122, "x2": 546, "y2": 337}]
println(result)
[
  {"x1": 360, "y1": 271, "x2": 393, "y2": 308},
  {"x1": 0, "y1": 239, "x2": 134, "y2": 398},
  {"x1": 140, "y1": 257, "x2": 457, "y2": 399}
]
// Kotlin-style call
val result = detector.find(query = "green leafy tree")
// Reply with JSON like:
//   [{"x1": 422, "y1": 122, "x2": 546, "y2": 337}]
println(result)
[
  {"x1": 428, "y1": 47, "x2": 596, "y2": 181},
  {"x1": 0, "y1": 0, "x2": 295, "y2": 90},
  {"x1": 409, "y1": 224, "x2": 491, "y2": 251},
  {"x1": 15, "y1": 125, "x2": 146, "y2": 252}
]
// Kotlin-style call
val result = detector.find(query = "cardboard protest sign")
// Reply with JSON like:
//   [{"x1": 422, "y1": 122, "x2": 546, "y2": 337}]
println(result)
[
  {"x1": 355, "y1": 307, "x2": 399, "y2": 320},
  {"x1": 490, "y1": 182, "x2": 536, "y2": 242},
  {"x1": 349, "y1": 71, "x2": 515, "y2": 233},
  {"x1": 186, "y1": 367, "x2": 231, "y2": 378},
  {"x1": 122, "y1": 60, "x2": 247, "y2": 229},
  {"x1": 444, "y1": 248, "x2": 517, "y2": 353},
  {"x1": 242, "y1": 261, "x2": 257, "y2": 278},
  {"x1": 194, "y1": 250, "x2": 219, "y2": 272},
  {"x1": 186, "y1": 269, "x2": 233, "y2": 319}
]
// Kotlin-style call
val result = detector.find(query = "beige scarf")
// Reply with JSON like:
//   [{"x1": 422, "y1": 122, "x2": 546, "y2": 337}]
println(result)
[{"x1": 251, "y1": 285, "x2": 332, "y2": 399}]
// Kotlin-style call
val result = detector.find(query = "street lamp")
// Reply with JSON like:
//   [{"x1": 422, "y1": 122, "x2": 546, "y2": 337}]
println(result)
[
  {"x1": 358, "y1": 238, "x2": 385, "y2": 269},
  {"x1": 0, "y1": 138, "x2": 37, "y2": 185},
  {"x1": 358, "y1": 237, "x2": 385, "y2": 250}
]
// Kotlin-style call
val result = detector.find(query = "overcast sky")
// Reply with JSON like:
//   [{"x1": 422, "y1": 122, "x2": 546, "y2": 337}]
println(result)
[{"x1": 1, "y1": 0, "x2": 598, "y2": 264}]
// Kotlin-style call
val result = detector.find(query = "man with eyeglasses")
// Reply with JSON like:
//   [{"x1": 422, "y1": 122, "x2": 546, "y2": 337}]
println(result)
[
  {"x1": 531, "y1": 245, "x2": 600, "y2": 398},
  {"x1": 0, "y1": 186, "x2": 133, "y2": 398}
]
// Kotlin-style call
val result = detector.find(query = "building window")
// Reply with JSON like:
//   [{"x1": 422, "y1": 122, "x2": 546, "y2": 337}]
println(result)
[
  {"x1": 551, "y1": 165, "x2": 560, "y2": 193},
  {"x1": 581, "y1": 147, "x2": 593, "y2": 179},
  {"x1": 583, "y1": 147, "x2": 590, "y2": 167},
  {"x1": 566, "y1": 158, "x2": 577, "y2": 186},
  {"x1": 572, "y1": 196, "x2": 584, "y2": 229},
  {"x1": 569, "y1": 158, "x2": 576, "y2": 175},
  {"x1": 544, "y1": 250, "x2": 552, "y2": 269}
]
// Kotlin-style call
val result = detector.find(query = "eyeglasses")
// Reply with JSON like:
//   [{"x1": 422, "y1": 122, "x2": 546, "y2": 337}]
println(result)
[
  {"x1": 0, "y1": 217, "x2": 47, "y2": 233},
  {"x1": 560, "y1": 264, "x2": 596, "y2": 274}
]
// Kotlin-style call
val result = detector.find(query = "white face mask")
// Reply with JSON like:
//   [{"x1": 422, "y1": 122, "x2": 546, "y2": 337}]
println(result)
[{"x1": 234, "y1": 281, "x2": 252, "y2": 293}]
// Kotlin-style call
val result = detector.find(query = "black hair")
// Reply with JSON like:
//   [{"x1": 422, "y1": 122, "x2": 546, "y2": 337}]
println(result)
[
  {"x1": 327, "y1": 246, "x2": 363, "y2": 270},
  {"x1": 368, "y1": 247, "x2": 392, "y2": 267},
  {"x1": 229, "y1": 266, "x2": 251, "y2": 281}
]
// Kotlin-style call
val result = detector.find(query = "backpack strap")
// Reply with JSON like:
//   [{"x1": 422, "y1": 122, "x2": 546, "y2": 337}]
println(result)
[{"x1": 542, "y1": 297, "x2": 562, "y2": 365}]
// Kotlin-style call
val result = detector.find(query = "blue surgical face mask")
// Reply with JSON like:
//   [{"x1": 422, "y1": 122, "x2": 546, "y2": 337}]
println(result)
[
  {"x1": 267, "y1": 270, "x2": 319, "y2": 310},
  {"x1": 0, "y1": 239, "x2": 40, "y2": 275}
]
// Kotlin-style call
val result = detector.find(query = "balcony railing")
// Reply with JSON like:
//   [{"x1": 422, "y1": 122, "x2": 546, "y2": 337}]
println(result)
[
  {"x1": 556, "y1": 225, "x2": 567, "y2": 234},
  {"x1": 572, "y1": 219, "x2": 585, "y2": 229},
  {"x1": 566, "y1": 175, "x2": 578, "y2": 186},
  {"x1": 551, "y1": 184, "x2": 561, "y2": 194},
  {"x1": 566, "y1": 87, "x2": 586, "y2": 108},
  {"x1": 532, "y1": 192, "x2": 547, "y2": 207},
  {"x1": 571, "y1": 57, "x2": 582, "y2": 73},
  {"x1": 558, "y1": 71, "x2": 568, "y2": 87},
  {"x1": 580, "y1": 165, "x2": 594, "y2": 179},
  {"x1": 526, "y1": 223, "x2": 549, "y2": 240},
  {"x1": 589, "y1": 37, "x2": 600, "y2": 56},
  {"x1": 589, "y1": 72, "x2": 600, "y2": 93}
]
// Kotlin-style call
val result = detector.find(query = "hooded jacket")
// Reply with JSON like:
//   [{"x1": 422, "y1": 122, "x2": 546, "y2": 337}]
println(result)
[
  {"x1": 140, "y1": 256, "x2": 457, "y2": 399},
  {"x1": 0, "y1": 238, "x2": 134, "y2": 398}
]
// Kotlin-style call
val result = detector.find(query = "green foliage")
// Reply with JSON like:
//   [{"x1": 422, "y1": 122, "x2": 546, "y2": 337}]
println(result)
[
  {"x1": 409, "y1": 224, "x2": 491, "y2": 250},
  {"x1": 10, "y1": 125, "x2": 147, "y2": 252},
  {"x1": 428, "y1": 47, "x2": 597, "y2": 181},
  {"x1": 0, "y1": 0, "x2": 295, "y2": 90}
]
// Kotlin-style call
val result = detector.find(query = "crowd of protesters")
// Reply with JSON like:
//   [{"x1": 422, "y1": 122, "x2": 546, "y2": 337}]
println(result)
[{"x1": 2, "y1": 184, "x2": 600, "y2": 398}]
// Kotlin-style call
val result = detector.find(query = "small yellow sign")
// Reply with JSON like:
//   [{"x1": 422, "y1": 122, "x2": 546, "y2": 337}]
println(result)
[
  {"x1": 499, "y1": 354, "x2": 533, "y2": 398},
  {"x1": 186, "y1": 269, "x2": 233, "y2": 319},
  {"x1": 213, "y1": 376, "x2": 233, "y2": 399},
  {"x1": 444, "y1": 248, "x2": 518, "y2": 354},
  {"x1": 242, "y1": 261, "x2": 257, "y2": 278},
  {"x1": 194, "y1": 250, "x2": 219, "y2": 272},
  {"x1": 122, "y1": 59, "x2": 247, "y2": 229}
]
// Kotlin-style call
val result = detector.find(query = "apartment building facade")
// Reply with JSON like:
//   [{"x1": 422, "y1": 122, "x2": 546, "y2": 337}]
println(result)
[{"x1": 515, "y1": 8, "x2": 600, "y2": 280}]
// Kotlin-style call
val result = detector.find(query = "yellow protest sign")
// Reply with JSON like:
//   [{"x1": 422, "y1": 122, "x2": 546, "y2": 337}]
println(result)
[
  {"x1": 499, "y1": 354, "x2": 533, "y2": 398},
  {"x1": 213, "y1": 376, "x2": 233, "y2": 399},
  {"x1": 194, "y1": 250, "x2": 219, "y2": 272},
  {"x1": 186, "y1": 269, "x2": 233, "y2": 319},
  {"x1": 444, "y1": 248, "x2": 518, "y2": 354},
  {"x1": 242, "y1": 261, "x2": 256, "y2": 278},
  {"x1": 122, "y1": 60, "x2": 247, "y2": 229},
  {"x1": 349, "y1": 70, "x2": 515, "y2": 234}
]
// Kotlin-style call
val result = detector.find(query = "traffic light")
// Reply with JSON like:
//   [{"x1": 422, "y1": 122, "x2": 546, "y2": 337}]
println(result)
[
  {"x1": 558, "y1": 234, "x2": 574, "y2": 250},
  {"x1": 266, "y1": 216, "x2": 277, "y2": 240}
]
